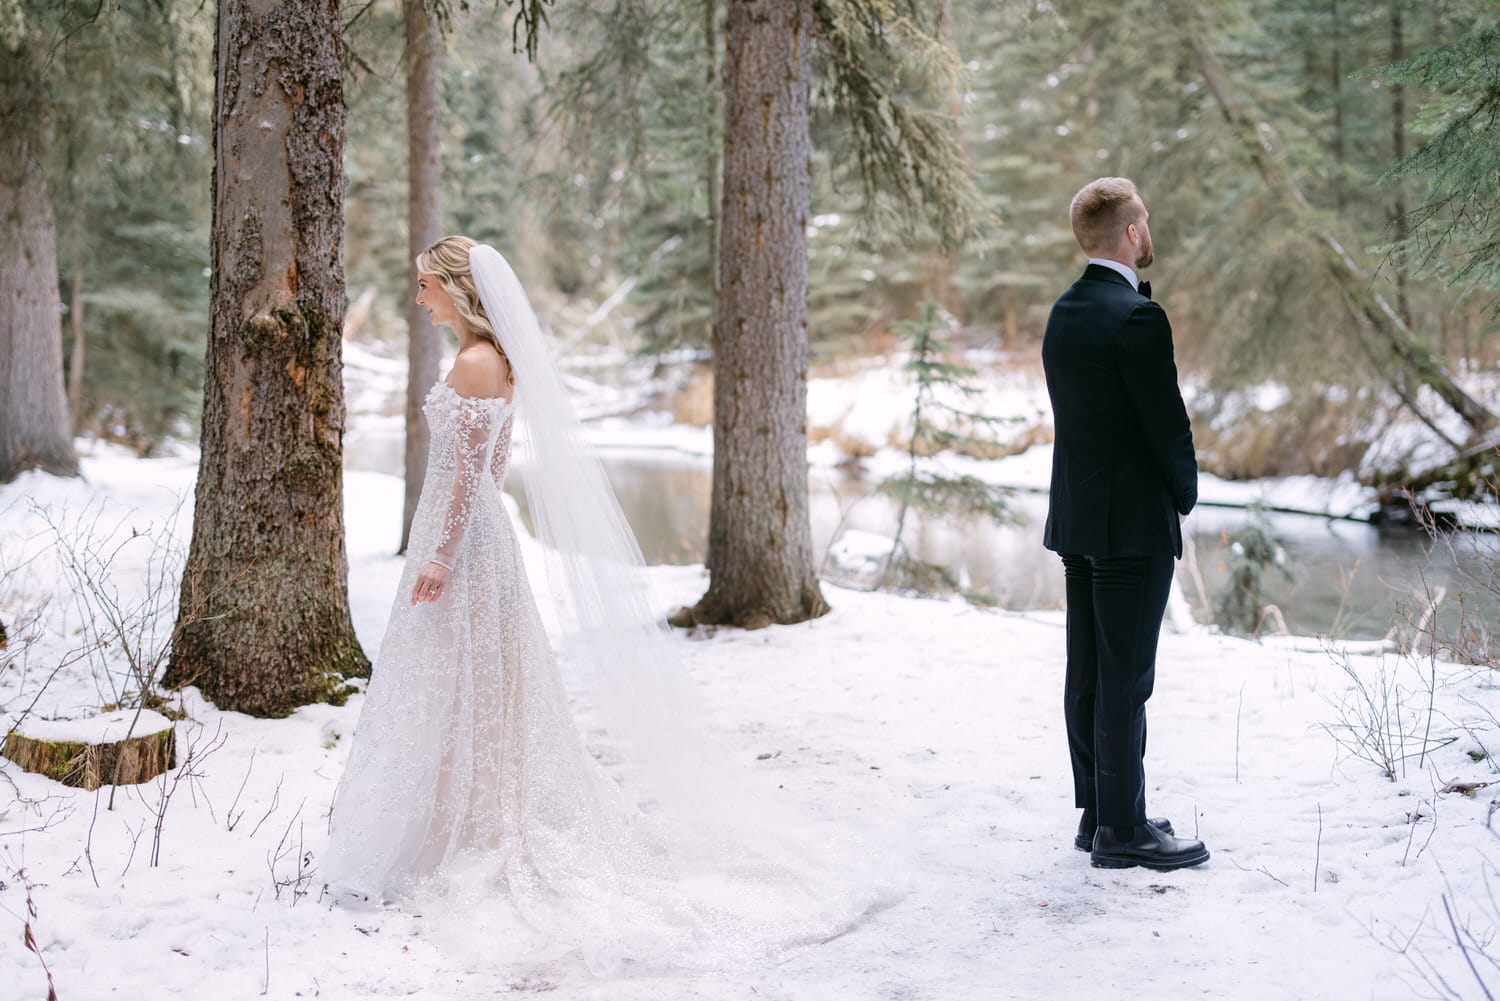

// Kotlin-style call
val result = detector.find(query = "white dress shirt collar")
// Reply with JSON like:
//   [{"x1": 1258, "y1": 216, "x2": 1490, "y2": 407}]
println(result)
[{"x1": 1086, "y1": 257, "x2": 1139, "y2": 291}]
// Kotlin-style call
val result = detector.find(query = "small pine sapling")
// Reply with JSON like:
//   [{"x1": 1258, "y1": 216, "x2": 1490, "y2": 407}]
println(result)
[
  {"x1": 877, "y1": 303, "x2": 1014, "y2": 601},
  {"x1": 1214, "y1": 505, "x2": 1293, "y2": 636}
]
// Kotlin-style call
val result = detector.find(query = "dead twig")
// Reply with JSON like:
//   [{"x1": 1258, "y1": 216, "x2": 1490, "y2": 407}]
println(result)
[
  {"x1": 0, "y1": 852, "x2": 59, "y2": 1001},
  {"x1": 1314, "y1": 802, "x2": 1322, "y2": 892},
  {"x1": 151, "y1": 719, "x2": 227, "y2": 867},
  {"x1": 1229, "y1": 855, "x2": 1290, "y2": 887},
  {"x1": 250, "y1": 774, "x2": 285, "y2": 839},
  {"x1": 226, "y1": 746, "x2": 258, "y2": 832}
]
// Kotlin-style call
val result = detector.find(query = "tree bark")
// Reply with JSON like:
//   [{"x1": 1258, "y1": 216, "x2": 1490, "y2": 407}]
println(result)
[
  {"x1": 166, "y1": 0, "x2": 369, "y2": 716},
  {"x1": 0, "y1": 39, "x2": 79, "y2": 483},
  {"x1": 68, "y1": 252, "x2": 86, "y2": 429},
  {"x1": 1329, "y1": 0, "x2": 1345, "y2": 214},
  {"x1": 1182, "y1": 10, "x2": 1497, "y2": 441},
  {"x1": 692, "y1": 0, "x2": 828, "y2": 628},
  {"x1": 704, "y1": 0, "x2": 723, "y2": 342},
  {"x1": 400, "y1": 0, "x2": 445, "y2": 554},
  {"x1": 1389, "y1": 2, "x2": 1410, "y2": 327}
]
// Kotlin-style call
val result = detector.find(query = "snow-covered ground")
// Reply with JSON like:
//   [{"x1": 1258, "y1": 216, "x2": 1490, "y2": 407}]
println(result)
[{"x1": 3, "y1": 446, "x2": 1500, "y2": 1000}]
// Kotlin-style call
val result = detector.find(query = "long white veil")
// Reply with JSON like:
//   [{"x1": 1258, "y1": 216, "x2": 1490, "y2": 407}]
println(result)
[
  {"x1": 466, "y1": 247, "x2": 687, "y2": 801},
  {"x1": 468, "y1": 244, "x2": 859, "y2": 872}
]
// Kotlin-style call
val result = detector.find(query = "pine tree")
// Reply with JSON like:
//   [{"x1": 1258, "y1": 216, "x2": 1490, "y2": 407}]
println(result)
[
  {"x1": 400, "y1": 0, "x2": 446, "y2": 553},
  {"x1": 1380, "y1": 13, "x2": 1500, "y2": 307},
  {"x1": 47, "y1": 0, "x2": 212, "y2": 444},
  {"x1": 877, "y1": 302, "x2": 1012, "y2": 597},
  {"x1": 1214, "y1": 507, "x2": 1293, "y2": 636},
  {"x1": 0, "y1": 4, "x2": 83, "y2": 481},
  {"x1": 166, "y1": 0, "x2": 368, "y2": 716},
  {"x1": 945, "y1": 1, "x2": 1090, "y2": 348},
  {"x1": 689, "y1": 0, "x2": 978, "y2": 627},
  {"x1": 691, "y1": 0, "x2": 827, "y2": 628}
]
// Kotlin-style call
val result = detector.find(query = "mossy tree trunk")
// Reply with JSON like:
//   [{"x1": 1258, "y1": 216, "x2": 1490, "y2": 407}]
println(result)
[
  {"x1": 691, "y1": 0, "x2": 829, "y2": 629},
  {"x1": 0, "y1": 36, "x2": 79, "y2": 483},
  {"x1": 165, "y1": 0, "x2": 368, "y2": 715},
  {"x1": 399, "y1": 0, "x2": 445, "y2": 554}
]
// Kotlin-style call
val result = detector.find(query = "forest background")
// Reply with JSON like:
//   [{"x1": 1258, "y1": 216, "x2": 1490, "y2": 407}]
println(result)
[
  {"x1": 3, "y1": 4, "x2": 1500, "y2": 995},
  {"x1": 8, "y1": 0, "x2": 1497, "y2": 485}
]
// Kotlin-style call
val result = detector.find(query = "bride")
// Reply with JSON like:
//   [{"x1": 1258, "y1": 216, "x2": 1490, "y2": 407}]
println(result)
[{"x1": 324, "y1": 237, "x2": 893, "y2": 974}]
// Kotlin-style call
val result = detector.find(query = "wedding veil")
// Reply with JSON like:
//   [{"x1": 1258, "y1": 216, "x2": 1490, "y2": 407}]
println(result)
[{"x1": 468, "y1": 244, "x2": 801, "y2": 861}]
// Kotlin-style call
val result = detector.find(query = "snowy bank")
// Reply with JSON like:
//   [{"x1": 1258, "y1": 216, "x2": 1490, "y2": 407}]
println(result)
[{"x1": 2, "y1": 451, "x2": 1499, "y2": 999}]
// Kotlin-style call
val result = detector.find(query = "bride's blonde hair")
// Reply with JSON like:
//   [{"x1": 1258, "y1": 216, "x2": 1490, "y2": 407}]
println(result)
[{"x1": 415, "y1": 235, "x2": 514, "y2": 385}]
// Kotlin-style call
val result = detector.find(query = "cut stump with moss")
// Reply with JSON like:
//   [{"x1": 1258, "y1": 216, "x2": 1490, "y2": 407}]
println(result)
[{"x1": 2, "y1": 710, "x2": 177, "y2": 789}]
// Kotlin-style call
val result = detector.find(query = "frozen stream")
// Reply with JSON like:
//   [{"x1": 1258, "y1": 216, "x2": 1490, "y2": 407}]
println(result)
[
  {"x1": 345, "y1": 409, "x2": 1490, "y2": 641},
  {"x1": 523, "y1": 454, "x2": 1490, "y2": 642}
]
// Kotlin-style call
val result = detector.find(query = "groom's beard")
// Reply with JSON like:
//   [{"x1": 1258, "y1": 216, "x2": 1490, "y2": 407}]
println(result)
[{"x1": 1136, "y1": 235, "x2": 1154, "y2": 270}]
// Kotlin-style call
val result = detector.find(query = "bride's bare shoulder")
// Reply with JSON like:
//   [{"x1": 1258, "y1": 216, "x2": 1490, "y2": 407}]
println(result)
[{"x1": 449, "y1": 345, "x2": 512, "y2": 401}]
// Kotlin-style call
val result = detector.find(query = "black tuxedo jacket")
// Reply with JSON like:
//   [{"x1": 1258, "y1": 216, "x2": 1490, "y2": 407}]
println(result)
[{"x1": 1041, "y1": 264, "x2": 1198, "y2": 558}]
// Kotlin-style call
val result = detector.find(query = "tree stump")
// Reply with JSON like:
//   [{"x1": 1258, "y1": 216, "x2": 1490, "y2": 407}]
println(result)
[{"x1": 2, "y1": 710, "x2": 176, "y2": 789}]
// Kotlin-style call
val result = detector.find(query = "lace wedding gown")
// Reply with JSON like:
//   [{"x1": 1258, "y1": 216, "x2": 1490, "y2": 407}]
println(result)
[{"x1": 325, "y1": 379, "x2": 888, "y2": 973}]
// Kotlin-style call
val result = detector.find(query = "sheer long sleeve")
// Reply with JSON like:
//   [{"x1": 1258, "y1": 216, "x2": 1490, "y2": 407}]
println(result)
[{"x1": 433, "y1": 398, "x2": 504, "y2": 565}]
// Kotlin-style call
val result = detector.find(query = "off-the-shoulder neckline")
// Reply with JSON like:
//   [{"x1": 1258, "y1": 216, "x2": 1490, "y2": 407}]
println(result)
[{"x1": 428, "y1": 380, "x2": 515, "y2": 411}]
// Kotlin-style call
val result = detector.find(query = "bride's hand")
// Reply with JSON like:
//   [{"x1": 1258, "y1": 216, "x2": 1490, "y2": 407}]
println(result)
[{"x1": 411, "y1": 560, "x2": 452, "y2": 605}]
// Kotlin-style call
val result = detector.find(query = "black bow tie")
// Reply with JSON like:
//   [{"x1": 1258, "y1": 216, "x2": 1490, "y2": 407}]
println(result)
[{"x1": 1138, "y1": 280, "x2": 1152, "y2": 300}]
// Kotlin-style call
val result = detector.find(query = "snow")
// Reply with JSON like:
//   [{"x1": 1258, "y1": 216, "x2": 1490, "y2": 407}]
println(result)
[
  {"x1": 4, "y1": 449, "x2": 1500, "y2": 999},
  {"x1": 7, "y1": 709, "x2": 175, "y2": 746},
  {"x1": 1432, "y1": 498, "x2": 1500, "y2": 532}
]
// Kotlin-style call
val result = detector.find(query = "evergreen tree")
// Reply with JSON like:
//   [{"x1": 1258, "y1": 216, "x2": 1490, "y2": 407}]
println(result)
[
  {"x1": 0, "y1": 3, "x2": 84, "y2": 480},
  {"x1": 1214, "y1": 507, "x2": 1293, "y2": 636},
  {"x1": 692, "y1": 0, "x2": 828, "y2": 628},
  {"x1": 1380, "y1": 11, "x2": 1500, "y2": 308},
  {"x1": 47, "y1": 0, "x2": 212, "y2": 444},
  {"x1": 166, "y1": 0, "x2": 368, "y2": 716},
  {"x1": 877, "y1": 302, "x2": 1012, "y2": 597},
  {"x1": 689, "y1": 0, "x2": 980, "y2": 627},
  {"x1": 946, "y1": 1, "x2": 1090, "y2": 347},
  {"x1": 401, "y1": 0, "x2": 446, "y2": 553}
]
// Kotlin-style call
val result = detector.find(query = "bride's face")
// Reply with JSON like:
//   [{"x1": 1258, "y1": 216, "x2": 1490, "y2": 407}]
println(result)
[{"x1": 415, "y1": 272, "x2": 461, "y2": 328}]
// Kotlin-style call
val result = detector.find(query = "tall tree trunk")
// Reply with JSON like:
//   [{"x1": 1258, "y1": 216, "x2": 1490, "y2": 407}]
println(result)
[
  {"x1": 0, "y1": 41, "x2": 78, "y2": 483},
  {"x1": 1389, "y1": 2, "x2": 1410, "y2": 327},
  {"x1": 1329, "y1": 0, "x2": 1345, "y2": 214},
  {"x1": 68, "y1": 252, "x2": 85, "y2": 430},
  {"x1": 704, "y1": 0, "x2": 723, "y2": 347},
  {"x1": 1181, "y1": 7, "x2": 1497, "y2": 442},
  {"x1": 166, "y1": 0, "x2": 368, "y2": 716},
  {"x1": 692, "y1": 0, "x2": 828, "y2": 629},
  {"x1": 400, "y1": 0, "x2": 445, "y2": 554}
]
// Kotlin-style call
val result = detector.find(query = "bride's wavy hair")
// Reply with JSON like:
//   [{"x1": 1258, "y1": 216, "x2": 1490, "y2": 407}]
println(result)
[{"x1": 415, "y1": 235, "x2": 515, "y2": 385}]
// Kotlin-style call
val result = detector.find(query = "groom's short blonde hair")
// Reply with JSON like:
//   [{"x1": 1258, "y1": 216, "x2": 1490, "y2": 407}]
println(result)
[{"x1": 1070, "y1": 177, "x2": 1141, "y2": 255}]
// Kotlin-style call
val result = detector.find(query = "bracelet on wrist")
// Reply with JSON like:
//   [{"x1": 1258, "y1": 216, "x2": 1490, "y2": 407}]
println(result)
[{"x1": 430, "y1": 555, "x2": 454, "y2": 571}]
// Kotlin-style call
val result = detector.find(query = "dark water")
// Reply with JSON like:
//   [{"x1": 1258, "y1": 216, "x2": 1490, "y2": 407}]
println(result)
[{"x1": 506, "y1": 453, "x2": 1495, "y2": 643}]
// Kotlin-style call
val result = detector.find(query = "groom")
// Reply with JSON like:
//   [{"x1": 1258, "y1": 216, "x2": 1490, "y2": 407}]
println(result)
[{"x1": 1041, "y1": 177, "x2": 1209, "y2": 871}]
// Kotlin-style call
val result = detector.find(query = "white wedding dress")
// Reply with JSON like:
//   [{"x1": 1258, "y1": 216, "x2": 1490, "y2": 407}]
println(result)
[{"x1": 325, "y1": 378, "x2": 891, "y2": 974}]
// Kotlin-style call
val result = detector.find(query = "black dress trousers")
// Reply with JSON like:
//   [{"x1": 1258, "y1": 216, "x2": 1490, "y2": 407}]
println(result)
[{"x1": 1060, "y1": 552, "x2": 1175, "y2": 828}]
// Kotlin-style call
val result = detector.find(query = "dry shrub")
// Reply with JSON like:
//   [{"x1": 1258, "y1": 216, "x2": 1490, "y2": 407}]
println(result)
[
  {"x1": 1191, "y1": 388, "x2": 1380, "y2": 479},
  {"x1": 666, "y1": 363, "x2": 714, "y2": 426}
]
